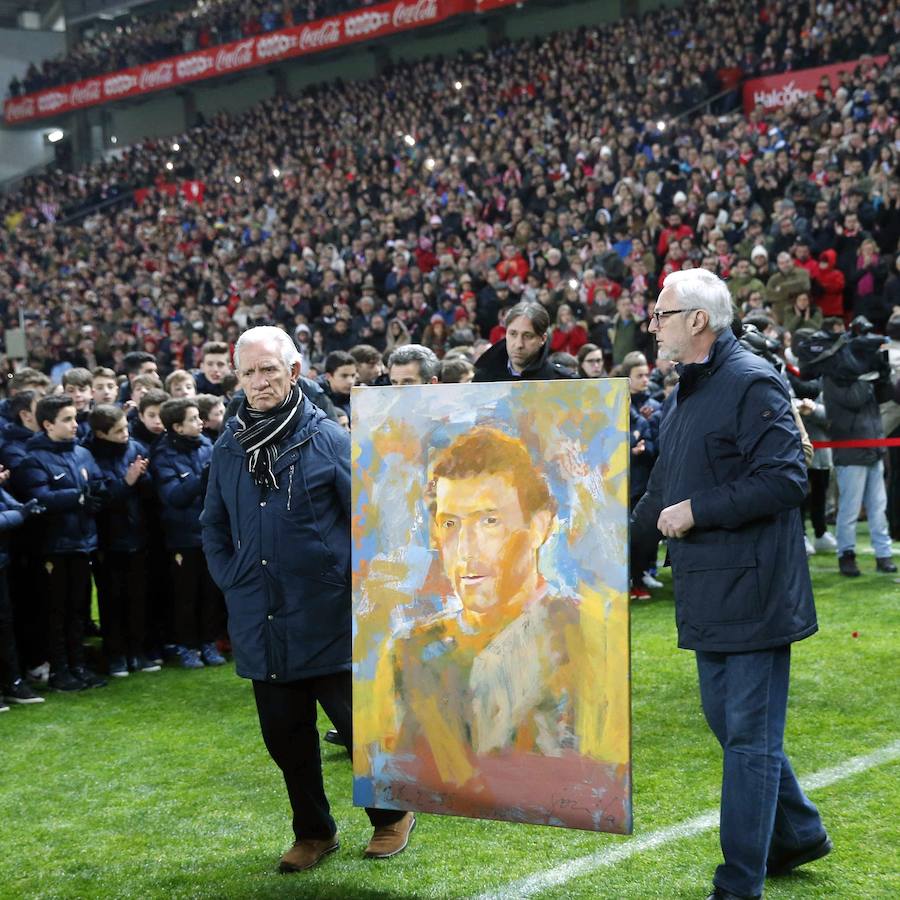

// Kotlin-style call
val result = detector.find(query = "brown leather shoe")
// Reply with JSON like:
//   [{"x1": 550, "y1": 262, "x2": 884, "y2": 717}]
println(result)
[
  {"x1": 278, "y1": 834, "x2": 339, "y2": 873},
  {"x1": 364, "y1": 812, "x2": 416, "y2": 858}
]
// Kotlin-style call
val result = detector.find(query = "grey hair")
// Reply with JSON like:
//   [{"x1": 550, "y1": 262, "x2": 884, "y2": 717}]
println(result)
[
  {"x1": 233, "y1": 326, "x2": 300, "y2": 373},
  {"x1": 386, "y1": 343, "x2": 440, "y2": 382},
  {"x1": 661, "y1": 269, "x2": 733, "y2": 334}
]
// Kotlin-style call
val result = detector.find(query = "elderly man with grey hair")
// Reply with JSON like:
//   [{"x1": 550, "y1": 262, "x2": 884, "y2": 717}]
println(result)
[
  {"x1": 201, "y1": 326, "x2": 414, "y2": 874},
  {"x1": 632, "y1": 270, "x2": 829, "y2": 900}
]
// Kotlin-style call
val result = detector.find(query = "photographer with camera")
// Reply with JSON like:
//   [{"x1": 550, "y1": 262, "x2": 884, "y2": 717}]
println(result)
[{"x1": 807, "y1": 319, "x2": 898, "y2": 576}]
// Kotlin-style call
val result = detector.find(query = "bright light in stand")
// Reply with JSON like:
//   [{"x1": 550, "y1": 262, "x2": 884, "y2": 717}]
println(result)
[
  {"x1": 656, "y1": 120, "x2": 666, "y2": 131},
  {"x1": 453, "y1": 81, "x2": 463, "y2": 91},
  {"x1": 403, "y1": 134, "x2": 416, "y2": 147},
  {"x1": 568, "y1": 278, "x2": 579, "y2": 290},
  {"x1": 165, "y1": 161, "x2": 173, "y2": 171},
  {"x1": 425, "y1": 158, "x2": 435, "y2": 171},
  {"x1": 172, "y1": 142, "x2": 180, "y2": 151},
  {"x1": 272, "y1": 168, "x2": 280, "y2": 178},
  {"x1": 110, "y1": 135, "x2": 117, "y2": 144},
  {"x1": 234, "y1": 175, "x2": 242, "y2": 184},
  {"x1": 47, "y1": 129, "x2": 64, "y2": 143}
]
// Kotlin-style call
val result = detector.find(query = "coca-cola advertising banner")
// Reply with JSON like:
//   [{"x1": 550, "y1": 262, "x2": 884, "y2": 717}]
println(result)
[
  {"x1": 743, "y1": 54, "x2": 889, "y2": 114},
  {"x1": 5, "y1": 0, "x2": 492, "y2": 125}
]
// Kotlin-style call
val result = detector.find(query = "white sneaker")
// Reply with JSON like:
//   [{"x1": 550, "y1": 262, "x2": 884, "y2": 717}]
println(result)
[
  {"x1": 814, "y1": 532, "x2": 837, "y2": 553},
  {"x1": 804, "y1": 536, "x2": 816, "y2": 556},
  {"x1": 642, "y1": 571, "x2": 664, "y2": 589},
  {"x1": 26, "y1": 662, "x2": 50, "y2": 686}
]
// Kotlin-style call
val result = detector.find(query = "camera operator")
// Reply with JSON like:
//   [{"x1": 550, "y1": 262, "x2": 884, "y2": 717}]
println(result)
[{"x1": 817, "y1": 319, "x2": 897, "y2": 576}]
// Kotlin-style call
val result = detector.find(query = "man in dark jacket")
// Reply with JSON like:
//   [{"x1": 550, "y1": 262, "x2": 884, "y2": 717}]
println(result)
[
  {"x1": 632, "y1": 269, "x2": 829, "y2": 900},
  {"x1": 822, "y1": 374, "x2": 896, "y2": 576},
  {"x1": 474, "y1": 301, "x2": 568, "y2": 382},
  {"x1": 201, "y1": 326, "x2": 413, "y2": 874}
]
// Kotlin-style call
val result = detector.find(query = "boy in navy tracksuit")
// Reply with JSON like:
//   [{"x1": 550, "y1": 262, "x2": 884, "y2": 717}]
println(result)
[
  {"x1": 0, "y1": 479, "x2": 45, "y2": 708},
  {"x1": 88, "y1": 404, "x2": 159, "y2": 678},
  {"x1": 62, "y1": 367, "x2": 94, "y2": 444},
  {"x1": 151, "y1": 398, "x2": 225, "y2": 669},
  {"x1": 17, "y1": 396, "x2": 108, "y2": 692}
]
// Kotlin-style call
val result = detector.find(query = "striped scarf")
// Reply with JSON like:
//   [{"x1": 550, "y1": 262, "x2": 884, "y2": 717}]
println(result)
[{"x1": 234, "y1": 383, "x2": 303, "y2": 490}]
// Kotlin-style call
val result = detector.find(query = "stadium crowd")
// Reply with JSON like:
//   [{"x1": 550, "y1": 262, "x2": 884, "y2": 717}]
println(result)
[
  {"x1": 0, "y1": 0, "x2": 899, "y2": 706},
  {"x1": 7, "y1": 0, "x2": 372, "y2": 97}
]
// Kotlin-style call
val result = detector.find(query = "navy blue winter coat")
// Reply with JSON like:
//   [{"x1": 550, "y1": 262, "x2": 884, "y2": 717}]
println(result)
[
  {"x1": 150, "y1": 433, "x2": 213, "y2": 550},
  {"x1": 16, "y1": 433, "x2": 103, "y2": 555},
  {"x1": 201, "y1": 397, "x2": 351, "y2": 683},
  {"x1": 629, "y1": 405, "x2": 657, "y2": 502},
  {"x1": 0, "y1": 421, "x2": 37, "y2": 484},
  {"x1": 0, "y1": 486, "x2": 26, "y2": 568},
  {"x1": 89, "y1": 437, "x2": 150, "y2": 553},
  {"x1": 632, "y1": 329, "x2": 817, "y2": 653}
]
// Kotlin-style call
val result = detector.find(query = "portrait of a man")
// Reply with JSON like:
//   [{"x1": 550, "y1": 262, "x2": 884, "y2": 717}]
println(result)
[{"x1": 351, "y1": 380, "x2": 632, "y2": 833}]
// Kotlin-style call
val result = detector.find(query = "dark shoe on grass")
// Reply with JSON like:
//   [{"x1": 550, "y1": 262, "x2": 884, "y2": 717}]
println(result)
[
  {"x1": 838, "y1": 550, "x2": 860, "y2": 577},
  {"x1": 364, "y1": 812, "x2": 415, "y2": 858},
  {"x1": 4, "y1": 678, "x2": 45, "y2": 704},
  {"x1": 279, "y1": 834, "x2": 339, "y2": 872},
  {"x1": 50, "y1": 670, "x2": 86, "y2": 692},
  {"x1": 875, "y1": 557, "x2": 897, "y2": 573},
  {"x1": 130, "y1": 656, "x2": 161, "y2": 673},
  {"x1": 71, "y1": 667, "x2": 108, "y2": 688},
  {"x1": 706, "y1": 888, "x2": 760, "y2": 899},
  {"x1": 767, "y1": 835, "x2": 833, "y2": 877},
  {"x1": 108, "y1": 657, "x2": 129, "y2": 678},
  {"x1": 324, "y1": 728, "x2": 343, "y2": 746}
]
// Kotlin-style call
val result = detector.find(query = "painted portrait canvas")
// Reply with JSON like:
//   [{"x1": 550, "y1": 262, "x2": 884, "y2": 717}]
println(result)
[{"x1": 351, "y1": 380, "x2": 632, "y2": 833}]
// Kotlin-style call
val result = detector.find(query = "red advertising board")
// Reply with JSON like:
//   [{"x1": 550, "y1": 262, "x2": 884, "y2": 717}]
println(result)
[
  {"x1": 5, "y1": 0, "x2": 498, "y2": 125},
  {"x1": 742, "y1": 55, "x2": 889, "y2": 114}
]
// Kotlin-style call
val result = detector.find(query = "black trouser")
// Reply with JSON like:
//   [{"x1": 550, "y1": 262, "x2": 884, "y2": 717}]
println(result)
[
  {"x1": 252, "y1": 671, "x2": 404, "y2": 841},
  {"x1": 44, "y1": 553, "x2": 91, "y2": 673},
  {"x1": 629, "y1": 493, "x2": 659, "y2": 584},
  {"x1": 7, "y1": 550, "x2": 45, "y2": 670},
  {"x1": 807, "y1": 468, "x2": 830, "y2": 538},
  {"x1": 169, "y1": 547, "x2": 224, "y2": 649},
  {"x1": 95, "y1": 549, "x2": 148, "y2": 660},
  {"x1": 0, "y1": 568, "x2": 21, "y2": 687}
]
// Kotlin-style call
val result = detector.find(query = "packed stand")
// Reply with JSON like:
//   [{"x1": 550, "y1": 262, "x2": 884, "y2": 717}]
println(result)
[
  {"x1": 7, "y1": 0, "x2": 373, "y2": 96},
  {"x1": 1, "y1": 0, "x2": 899, "y2": 704}
]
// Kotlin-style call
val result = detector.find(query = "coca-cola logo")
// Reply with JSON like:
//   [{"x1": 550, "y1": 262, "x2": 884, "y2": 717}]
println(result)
[
  {"x1": 104, "y1": 74, "x2": 138, "y2": 96},
  {"x1": 139, "y1": 62, "x2": 174, "y2": 91},
  {"x1": 753, "y1": 79, "x2": 810, "y2": 110},
  {"x1": 37, "y1": 91, "x2": 69, "y2": 111},
  {"x1": 176, "y1": 55, "x2": 213, "y2": 79},
  {"x1": 5, "y1": 97, "x2": 35, "y2": 121},
  {"x1": 345, "y1": 10, "x2": 390, "y2": 37},
  {"x1": 69, "y1": 80, "x2": 102, "y2": 105},
  {"x1": 215, "y1": 39, "x2": 255, "y2": 72},
  {"x1": 256, "y1": 33, "x2": 298, "y2": 60},
  {"x1": 299, "y1": 19, "x2": 341, "y2": 51},
  {"x1": 392, "y1": 0, "x2": 438, "y2": 28}
]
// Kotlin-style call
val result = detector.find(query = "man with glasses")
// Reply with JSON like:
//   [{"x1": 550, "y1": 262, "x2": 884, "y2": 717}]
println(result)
[{"x1": 632, "y1": 269, "x2": 829, "y2": 900}]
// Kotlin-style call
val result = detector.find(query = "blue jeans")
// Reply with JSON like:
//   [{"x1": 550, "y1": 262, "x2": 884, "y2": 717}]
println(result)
[
  {"x1": 696, "y1": 647, "x2": 825, "y2": 897},
  {"x1": 835, "y1": 461, "x2": 893, "y2": 559}
]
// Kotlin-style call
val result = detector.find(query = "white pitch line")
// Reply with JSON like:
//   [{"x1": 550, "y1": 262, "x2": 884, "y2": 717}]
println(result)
[{"x1": 473, "y1": 739, "x2": 900, "y2": 900}]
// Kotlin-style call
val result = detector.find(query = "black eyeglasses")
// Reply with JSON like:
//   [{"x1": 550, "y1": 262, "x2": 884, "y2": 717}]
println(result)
[{"x1": 650, "y1": 307, "x2": 701, "y2": 327}]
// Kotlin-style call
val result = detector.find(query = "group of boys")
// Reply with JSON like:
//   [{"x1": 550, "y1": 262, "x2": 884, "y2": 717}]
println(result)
[{"x1": 0, "y1": 343, "x2": 233, "y2": 711}]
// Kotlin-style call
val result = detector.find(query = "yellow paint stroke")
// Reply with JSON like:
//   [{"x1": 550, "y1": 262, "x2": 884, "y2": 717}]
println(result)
[{"x1": 406, "y1": 690, "x2": 476, "y2": 786}]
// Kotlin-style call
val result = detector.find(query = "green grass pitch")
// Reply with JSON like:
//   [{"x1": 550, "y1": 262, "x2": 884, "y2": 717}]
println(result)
[{"x1": 2, "y1": 532, "x2": 897, "y2": 899}]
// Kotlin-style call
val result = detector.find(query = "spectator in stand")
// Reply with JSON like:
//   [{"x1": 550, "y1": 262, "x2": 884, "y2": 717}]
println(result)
[
  {"x1": 814, "y1": 250, "x2": 847, "y2": 319},
  {"x1": 549, "y1": 304, "x2": 588, "y2": 356},
  {"x1": 439, "y1": 356, "x2": 475, "y2": 384},
  {"x1": 851, "y1": 239, "x2": 891, "y2": 331},
  {"x1": 92, "y1": 367, "x2": 120, "y2": 407},
  {"x1": 727, "y1": 258, "x2": 766, "y2": 307},
  {"x1": 318, "y1": 351, "x2": 356, "y2": 426},
  {"x1": 349, "y1": 345, "x2": 385, "y2": 386},
  {"x1": 610, "y1": 295, "x2": 645, "y2": 366},
  {"x1": 18, "y1": 395, "x2": 107, "y2": 692},
  {"x1": 132, "y1": 389, "x2": 169, "y2": 449},
  {"x1": 165, "y1": 370, "x2": 198, "y2": 399},
  {"x1": 88, "y1": 404, "x2": 156, "y2": 678},
  {"x1": 474, "y1": 302, "x2": 564, "y2": 382},
  {"x1": 118, "y1": 353, "x2": 159, "y2": 406},
  {"x1": 151, "y1": 398, "x2": 225, "y2": 669},
  {"x1": 783, "y1": 292, "x2": 823, "y2": 334},
  {"x1": 387, "y1": 345, "x2": 440, "y2": 386},
  {"x1": 767, "y1": 253, "x2": 811, "y2": 324}
]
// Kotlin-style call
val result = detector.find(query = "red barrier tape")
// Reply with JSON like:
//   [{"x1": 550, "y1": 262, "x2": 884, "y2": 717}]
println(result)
[{"x1": 811, "y1": 439, "x2": 900, "y2": 449}]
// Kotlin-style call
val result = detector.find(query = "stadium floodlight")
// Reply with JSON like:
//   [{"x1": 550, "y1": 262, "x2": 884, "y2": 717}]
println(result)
[
  {"x1": 403, "y1": 134, "x2": 416, "y2": 147},
  {"x1": 172, "y1": 142, "x2": 180, "y2": 152},
  {"x1": 110, "y1": 135, "x2": 117, "y2": 144},
  {"x1": 656, "y1": 120, "x2": 666, "y2": 131},
  {"x1": 165, "y1": 161, "x2": 174, "y2": 171},
  {"x1": 47, "y1": 129, "x2": 64, "y2": 143},
  {"x1": 453, "y1": 81, "x2": 463, "y2": 91},
  {"x1": 234, "y1": 175, "x2": 242, "y2": 184},
  {"x1": 425, "y1": 158, "x2": 436, "y2": 171},
  {"x1": 272, "y1": 168, "x2": 281, "y2": 178}
]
